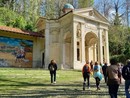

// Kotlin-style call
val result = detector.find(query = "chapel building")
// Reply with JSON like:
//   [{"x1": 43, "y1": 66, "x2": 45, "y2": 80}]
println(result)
[{"x1": 36, "y1": 4, "x2": 110, "y2": 69}]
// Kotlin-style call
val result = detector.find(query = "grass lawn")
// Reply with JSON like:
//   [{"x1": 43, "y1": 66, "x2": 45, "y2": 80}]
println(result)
[{"x1": 0, "y1": 68, "x2": 126, "y2": 98}]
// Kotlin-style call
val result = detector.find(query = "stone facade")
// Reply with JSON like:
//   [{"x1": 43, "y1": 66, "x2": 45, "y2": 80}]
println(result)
[{"x1": 36, "y1": 7, "x2": 110, "y2": 69}]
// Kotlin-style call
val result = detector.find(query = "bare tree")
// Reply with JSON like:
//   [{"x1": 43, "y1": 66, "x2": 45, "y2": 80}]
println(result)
[
  {"x1": 112, "y1": 0, "x2": 126, "y2": 25},
  {"x1": 94, "y1": 0, "x2": 113, "y2": 18},
  {"x1": 125, "y1": 0, "x2": 130, "y2": 27}
]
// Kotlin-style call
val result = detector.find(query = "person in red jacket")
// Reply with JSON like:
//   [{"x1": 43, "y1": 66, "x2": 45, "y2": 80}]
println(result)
[{"x1": 82, "y1": 61, "x2": 91, "y2": 90}]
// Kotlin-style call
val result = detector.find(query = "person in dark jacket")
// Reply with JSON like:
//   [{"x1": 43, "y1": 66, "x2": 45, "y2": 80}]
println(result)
[
  {"x1": 102, "y1": 63, "x2": 108, "y2": 83},
  {"x1": 48, "y1": 60, "x2": 57, "y2": 84},
  {"x1": 122, "y1": 59, "x2": 130, "y2": 98},
  {"x1": 106, "y1": 59, "x2": 121, "y2": 98}
]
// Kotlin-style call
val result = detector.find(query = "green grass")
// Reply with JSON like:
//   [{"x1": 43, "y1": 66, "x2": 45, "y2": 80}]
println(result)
[{"x1": 0, "y1": 68, "x2": 126, "y2": 98}]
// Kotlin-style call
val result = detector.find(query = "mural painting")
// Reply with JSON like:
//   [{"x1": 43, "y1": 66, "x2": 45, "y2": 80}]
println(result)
[{"x1": 0, "y1": 36, "x2": 33, "y2": 67}]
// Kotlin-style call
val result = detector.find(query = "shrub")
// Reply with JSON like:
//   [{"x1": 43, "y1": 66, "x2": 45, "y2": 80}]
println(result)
[{"x1": 110, "y1": 54, "x2": 126, "y2": 64}]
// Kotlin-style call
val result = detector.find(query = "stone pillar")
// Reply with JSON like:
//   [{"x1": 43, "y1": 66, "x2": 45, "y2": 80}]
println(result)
[
  {"x1": 72, "y1": 22, "x2": 77, "y2": 68},
  {"x1": 98, "y1": 29, "x2": 103, "y2": 64},
  {"x1": 81, "y1": 23, "x2": 85, "y2": 63},
  {"x1": 59, "y1": 28, "x2": 64, "y2": 69},
  {"x1": 93, "y1": 44, "x2": 97, "y2": 62},
  {"x1": 105, "y1": 30, "x2": 110, "y2": 64},
  {"x1": 32, "y1": 39, "x2": 37, "y2": 68},
  {"x1": 104, "y1": 45, "x2": 106, "y2": 63},
  {"x1": 85, "y1": 45, "x2": 89, "y2": 62},
  {"x1": 97, "y1": 43, "x2": 100, "y2": 62},
  {"x1": 44, "y1": 23, "x2": 50, "y2": 69},
  {"x1": 88, "y1": 46, "x2": 92, "y2": 62}
]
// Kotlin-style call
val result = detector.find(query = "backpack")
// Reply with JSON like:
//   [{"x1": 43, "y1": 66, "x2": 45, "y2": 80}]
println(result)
[
  {"x1": 50, "y1": 64, "x2": 55, "y2": 71},
  {"x1": 94, "y1": 65, "x2": 99, "y2": 71},
  {"x1": 122, "y1": 65, "x2": 130, "y2": 80},
  {"x1": 83, "y1": 65, "x2": 90, "y2": 73}
]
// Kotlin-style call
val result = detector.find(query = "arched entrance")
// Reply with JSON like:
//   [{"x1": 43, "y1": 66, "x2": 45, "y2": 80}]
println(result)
[
  {"x1": 85, "y1": 32, "x2": 98, "y2": 62},
  {"x1": 64, "y1": 32, "x2": 72, "y2": 68}
]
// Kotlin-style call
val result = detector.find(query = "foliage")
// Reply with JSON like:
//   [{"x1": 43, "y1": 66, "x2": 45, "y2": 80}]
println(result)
[
  {"x1": 110, "y1": 54, "x2": 126, "y2": 64},
  {"x1": 113, "y1": 13, "x2": 122, "y2": 26},
  {"x1": 78, "y1": 0, "x2": 94, "y2": 8},
  {"x1": 42, "y1": 0, "x2": 94, "y2": 19},
  {"x1": 0, "y1": 7, "x2": 26, "y2": 29},
  {"x1": 0, "y1": 0, "x2": 94, "y2": 30},
  {"x1": 124, "y1": 38, "x2": 130, "y2": 59},
  {"x1": 25, "y1": 23, "x2": 34, "y2": 31},
  {"x1": 96, "y1": 0, "x2": 130, "y2": 62},
  {"x1": 109, "y1": 26, "x2": 125, "y2": 55},
  {"x1": 109, "y1": 25, "x2": 130, "y2": 63}
]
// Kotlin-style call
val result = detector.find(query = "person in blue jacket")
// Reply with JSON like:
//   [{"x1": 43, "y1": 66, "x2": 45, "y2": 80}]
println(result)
[{"x1": 93, "y1": 62, "x2": 103, "y2": 90}]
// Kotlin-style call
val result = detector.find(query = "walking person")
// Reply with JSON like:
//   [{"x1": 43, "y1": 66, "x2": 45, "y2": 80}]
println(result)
[
  {"x1": 106, "y1": 59, "x2": 121, "y2": 98},
  {"x1": 102, "y1": 63, "x2": 108, "y2": 83},
  {"x1": 48, "y1": 60, "x2": 57, "y2": 84},
  {"x1": 82, "y1": 61, "x2": 91, "y2": 90},
  {"x1": 90, "y1": 60, "x2": 94, "y2": 72},
  {"x1": 93, "y1": 62, "x2": 103, "y2": 90},
  {"x1": 122, "y1": 59, "x2": 130, "y2": 98},
  {"x1": 117, "y1": 63, "x2": 123, "y2": 83}
]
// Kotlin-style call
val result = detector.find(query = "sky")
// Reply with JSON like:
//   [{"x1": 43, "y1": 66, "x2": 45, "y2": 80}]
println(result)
[{"x1": 94, "y1": 0, "x2": 130, "y2": 26}]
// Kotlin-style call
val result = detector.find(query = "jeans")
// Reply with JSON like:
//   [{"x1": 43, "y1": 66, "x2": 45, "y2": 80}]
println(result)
[
  {"x1": 50, "y1": 71, "x2": 56, "y2": 83},
  {"x1": 125, "y1": 80, "x2": 130, "y2": 98},
  {"x1": 108, "y1": 84, "x2": 119, "y2": 98},
  {"x1": 95, "y1": 77, "x2": 100, "y2": 89},
  {"x1": 83, "y1": 73, "x2": 90, "y2": 87},
  {"x1": 103, "y1": 75, "x2": 107, "y2": 83}
]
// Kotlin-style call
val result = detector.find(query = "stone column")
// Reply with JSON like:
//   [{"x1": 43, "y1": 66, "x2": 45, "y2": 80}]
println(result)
[
  {"x1": 59, "y1": 28, "x2": 64, "y2": 69},
  {"x1": 44, "y1": 23, "x2": 50, "y2": 69},
  {"x1": 98, "y1": 29, "x2": 103, "y2": 64},
  {"x1": 86, "y1": 45, "x2": 89, "y2": 62},
  {"x1": 72, "y1": 22, "x2": 77, "y2": 68},
  {"x1": 104, "y1": 45, "x2": 106, "y2": 63},
  {"x1": 81, "y1": 23, "x2": 85, "y2": 63},
  {"x1": 105, "y1": 30, "x2": 110, "y2": 64},
  {"x1": 32, "y1": 39, "x2": 37, "y2": 68},
  {"x1": 93, "y1": 44, "x2": 97, "y2": 62}
]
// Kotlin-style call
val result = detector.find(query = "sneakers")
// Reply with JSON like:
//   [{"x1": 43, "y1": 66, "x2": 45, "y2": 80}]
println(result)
[
  {"x1": 83, "y1": 87, "x2": 85, "y2": 91},
  {"x1": 83, "y1": 86, "x2": 90, "y2": 91},
  {"x1": 50, "y1": 81, "x2": 56, "y2": 84},
  {"x1": 88, "y1": 87, "x2": 90, "y2": 89},
  {"x1": 96, "y1": 87, "x2": 101, "y2": 90}
]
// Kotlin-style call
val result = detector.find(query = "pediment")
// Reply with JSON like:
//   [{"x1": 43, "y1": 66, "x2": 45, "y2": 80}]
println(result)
[{"x1": 73, "y1": 7, "x2": 109, "y2": 24}]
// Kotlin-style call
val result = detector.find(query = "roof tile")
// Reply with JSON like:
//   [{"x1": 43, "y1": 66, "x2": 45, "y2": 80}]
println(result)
[{"x1": 0, "y1": 25, "x2": 44, "y2": 37}]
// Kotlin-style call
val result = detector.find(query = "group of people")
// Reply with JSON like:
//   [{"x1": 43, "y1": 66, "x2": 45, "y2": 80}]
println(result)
[
  {"x1": 82, "y1": 61, "x2": 103, "y2": 91},
  {"x1": 48, "y1": 59, "x2": 130, "y2": 98},
  {"x1": 82, "y1": 59, "x2": 130, "y2": 98}
]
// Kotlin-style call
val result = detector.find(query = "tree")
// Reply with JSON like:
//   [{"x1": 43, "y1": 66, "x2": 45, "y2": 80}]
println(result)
[
  {"x1": 0, "y1": 0, "x2": 94, "y2": 30},
  {"x1": 0, "y1": 7, "x2": 26, "y2": 29},
  {"x1": 94, "y1": 0, "x2": 112, "y2": 19},
  {"x1": 78, "y1": 0, "x2": 93, "y2": 8},
  {"x1": 112, "y1": 0, "x2": 125, "y2": 26},
  {"x1": 109, "y1": 26, "x2": 126, "y2": 55},
  {"x1": 41, "y1": 0, "x2": 94, "y2": 19},
  {"x1": 125, "y1": 0, "x2": 130, "y2": 27},
  {"x1": 0, "y1": 0, "x2": 16, "y2": 11}
]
